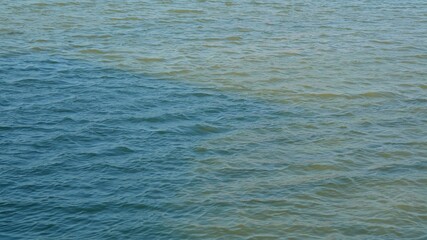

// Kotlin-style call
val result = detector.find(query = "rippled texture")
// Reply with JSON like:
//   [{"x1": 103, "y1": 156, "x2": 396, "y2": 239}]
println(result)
[{"x1": 1, "y1": 1, "x2": 427, "y2": 239}]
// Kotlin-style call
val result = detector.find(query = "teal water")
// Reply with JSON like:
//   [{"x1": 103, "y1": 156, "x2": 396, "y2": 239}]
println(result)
[{"x1": 1, "y1": 1, "x2": 427, "y2": 239}]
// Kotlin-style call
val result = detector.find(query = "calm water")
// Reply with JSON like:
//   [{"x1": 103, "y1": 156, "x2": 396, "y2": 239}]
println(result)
[{"x1": 1, "y1": 1, "x2": 427, "y2": 239}]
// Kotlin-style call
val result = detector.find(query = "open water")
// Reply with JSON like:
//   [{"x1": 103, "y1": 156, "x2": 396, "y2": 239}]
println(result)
[{"x1": 1, "y1": 1, "x2": 427, "y2": 239}]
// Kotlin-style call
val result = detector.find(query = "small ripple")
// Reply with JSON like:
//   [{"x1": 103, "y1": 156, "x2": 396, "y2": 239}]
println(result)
[
  {"x1": 79, "y1": 49, "x2": 106, "y2": 54},
  {"x1": 136, "y1": 57, "x2": 165, "y2": 63},
  {"x1": 110, "y1": 17, "x2": 143, "y2": 21},
  {"x1": 167, "y1": 9, "x2": 204, "y2": 14},
  {"x1": 353, "y1": 91, "x2": 400, "y2": 99},
  {"x1": 178, "y1": 123, "x2": 226, "y2": 135},
  {"x1": 127, "y1": 113, "x2": 191, "y2": 123}
]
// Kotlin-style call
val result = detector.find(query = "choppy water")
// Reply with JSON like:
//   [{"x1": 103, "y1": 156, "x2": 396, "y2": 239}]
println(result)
[{"x1": 1, "y1": 1, "x2": 427, "y2": 239}]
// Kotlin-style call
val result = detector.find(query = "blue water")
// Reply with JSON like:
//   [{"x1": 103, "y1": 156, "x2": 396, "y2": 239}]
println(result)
[{"x1": 1, "y1": 1, "x2": 427, "y2": 239}]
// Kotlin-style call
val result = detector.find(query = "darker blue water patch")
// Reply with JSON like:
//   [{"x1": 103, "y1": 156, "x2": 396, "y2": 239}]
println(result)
[{"x1": 0, "y1": 53, "x2": 289, "y2": 239}]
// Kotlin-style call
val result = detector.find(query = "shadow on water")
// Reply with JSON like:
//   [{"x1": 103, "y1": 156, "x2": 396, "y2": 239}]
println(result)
[{"x1": 0, "y1": 52, "x2": 293, "y2": 239}]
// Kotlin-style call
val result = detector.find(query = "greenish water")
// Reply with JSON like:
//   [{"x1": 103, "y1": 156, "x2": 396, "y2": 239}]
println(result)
[{"x1": 1, "y1": 1, "x2": 427, "y2": 239}]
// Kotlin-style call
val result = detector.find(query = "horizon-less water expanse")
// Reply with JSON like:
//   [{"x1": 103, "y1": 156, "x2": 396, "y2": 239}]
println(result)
[{"x1": 1, "y1": 1, "x2": 427, "y2": 239}]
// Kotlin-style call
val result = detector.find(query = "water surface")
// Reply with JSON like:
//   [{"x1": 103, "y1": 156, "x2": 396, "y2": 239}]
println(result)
[{"x1": 1, "y1": 1, "x2": 427, "y2": 239}]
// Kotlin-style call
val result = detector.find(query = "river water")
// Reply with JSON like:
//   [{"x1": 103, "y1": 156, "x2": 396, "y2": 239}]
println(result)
[{"x1": 1, "y1": 1, "x2": 426, "y2": 239}]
